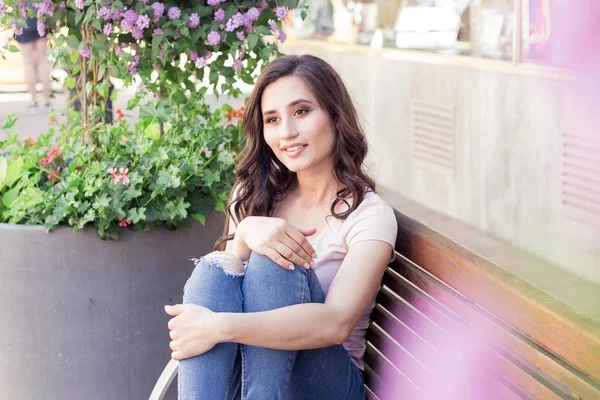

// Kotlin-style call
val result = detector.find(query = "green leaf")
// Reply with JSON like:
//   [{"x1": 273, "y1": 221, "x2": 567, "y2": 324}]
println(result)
[
  {"x1": 22, "y1": 187, "x2": 43, "y2": 208},
  {"x1": 64, "y1": 76, "x2": 76, "y2": 90},
  {"x1": 8, "y1": 44, "x2": 19, "y2": 53},
  {"x1": 1, "y1": 114, "x2": 17, "y2": 129},
  {"x1": 215, "y1": 200, "x2": 226, "y2": 213},
  {"x1": 180, "y1": 26, "x2": 190, "y2": 38},
  {"x1": 254, "y1": 26, "x2": 272, "y2": 36},
  {"x1": 66, "y1": 35, "x2": 80, "y2": 50},
  {"x1": 0, "y1": 157, "x2": 7, "y2": 191},
  {"x1": 192, "y1": 213, "x2": 206, "y2": 225},
  {"x1": 247, "y1": 33, "x2": 259, "y2": 50},
  {"x1": 152, "y1": 34, "x2": 162, "y2": 60},
  {"x1": 4, "y1": 157, "x2": 23, "y2": 188},
  {"x1": 219, "y1": 67, "x2": 234, "y2": 77},
  {"x1": 301, "y1": 10, "x2": 307, "y2": 20},
  {"x1": 2, "y1": 186, "x2": 19, "y2": 207}
]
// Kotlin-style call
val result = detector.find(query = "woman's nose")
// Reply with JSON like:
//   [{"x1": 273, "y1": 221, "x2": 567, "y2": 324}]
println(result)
[{"x1": 280, "y1": 118, "x2": 298, "y2": 139}]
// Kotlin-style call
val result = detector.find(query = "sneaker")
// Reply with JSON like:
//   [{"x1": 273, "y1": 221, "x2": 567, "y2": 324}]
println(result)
[
  {"x1": 42, "y1": 103, "x2": 52, "y2": 113},
  {"x1": 25, "y1": 103, "x2": 39, "y2": 114}
]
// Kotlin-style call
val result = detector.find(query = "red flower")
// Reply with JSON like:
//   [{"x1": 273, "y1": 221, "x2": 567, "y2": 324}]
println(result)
[
  {"x1": 118, "y1": 218, "x2": 131, "y2": 228},
  {"x1": 116, "y1": 108, "x2": 124, "y2": 121}
]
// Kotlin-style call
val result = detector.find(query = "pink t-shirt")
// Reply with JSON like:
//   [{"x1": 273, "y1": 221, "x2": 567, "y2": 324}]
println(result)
[{"x1": 307, "y1": 190, "x2": 398, "y2": 370}]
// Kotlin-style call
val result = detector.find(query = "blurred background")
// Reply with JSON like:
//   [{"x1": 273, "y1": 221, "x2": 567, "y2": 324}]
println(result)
[{"x1": 1, "y1": 0, "x2": 598, "y2": 322}]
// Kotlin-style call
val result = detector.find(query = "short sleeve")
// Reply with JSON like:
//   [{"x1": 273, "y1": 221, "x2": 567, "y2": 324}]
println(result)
[{"x1": 344, "y1": 194, "x2": 398, "y2": 263}]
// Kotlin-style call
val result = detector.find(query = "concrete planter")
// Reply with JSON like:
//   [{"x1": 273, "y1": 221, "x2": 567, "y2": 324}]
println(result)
[{"x1": 0, "y1": 212, "x2": 225, "y2": 400}]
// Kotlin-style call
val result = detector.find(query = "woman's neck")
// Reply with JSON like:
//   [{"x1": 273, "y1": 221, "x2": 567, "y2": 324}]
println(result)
[{"x1": 292, "y1": 170, "x2": 341, "y2": 207}]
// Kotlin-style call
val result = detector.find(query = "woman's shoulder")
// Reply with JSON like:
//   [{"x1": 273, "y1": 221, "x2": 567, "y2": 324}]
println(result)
[{"x1": 351, "y1": 190, "x2": 394, "y2": 215}]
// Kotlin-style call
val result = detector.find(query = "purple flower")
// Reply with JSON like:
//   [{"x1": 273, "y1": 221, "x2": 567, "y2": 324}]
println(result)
[
  {"x1": 151, "y1": 2, "x2": 164, "y2": 22},
  {"x1": 207, "y1": 0, "x2": 221, "y2": 6},
  {"x1": 188, "y1": 12, "x2": 200, "y2": 28},
  {"x1": 167, "y1": 6, "x2": 180, "y2": 20},
  {"x1": 275, "y1": 6, "x2": 289, "y2": 21},
  {"x1": 152, "y1": 28, "x2": 162, "y2": 36},
  {"x1": 158, "y1": 49, "x2": 165, "y2": 60},
  {"x1": 0, "y1": 2, "x2": 6, "y2": 17},
  {"x1": 12, "y1": 23, "x2": 23, "y2": 37},
  {"x1": 206, "y1": 31, "x2": 221, "y2": 46},
  {"x1": 268, "y1": 20, "x2": 278, "y2": 33},
  {"x1": 124, "y1": 9, "x2": 139, "y2": 25},
  {"x1": 214, "y1": 8, "x2": 225, "y2": 22},
  {"x1": 103, "y1": 23, "x2": 113, "y2": 35},
  {"x1": 246, "y1": 7, "x2": 260, "y2": 22},
  {"x1": 59, "y1": 2, "x2": 66, "y2": 9},
  {"x1": 34, "y1": 1, "x2": 53, "y2": 18},
  {"x1": 111, "y1": 10, "x2": 122, "y2": 21},
  {"x1": 277, "y1": 30, "x2": 287, "y2": 43},
  {"x1": 98, "y1": 6, "x2": 111, "y2": 20},
  {"x1": 37, "y1": 22, "x2": 45, "y2": 37},
  {"x1": 236, "y1": 31, "x2": 245, "y2": 41},
  {"x1": 225, "y1": 12, "x2": 243, "y2": 32},
  {"x1": 128, "y1": 65, "x2": 137, "y2": 76},
  {"x1": 232, "y1": 59, "x2": 243, "y2": 72},
  {"x1": 114, "y1": 45, "x2": 122, "y2": 56},
  {"x1": 194, "y1": 58, "x2": 207, "y2": 69},
  {"x1": 136, "y1": 15, "x2": 150, "y2": 30},
  {"x1": 75, "y1": 0, "x2": 84, "y2": 10},
  {"x1": 132, "y1": 27, "x2": 144, "y2": 40},
  {"x1": 120, "y1": 19, "x2": 134, "y2": 32},
  {"x1": 79, "y1": 44, "x2": 91, "y2": 59},
  {"x1": 189, "y1": 51, "x2": 198, "y2": 62}
]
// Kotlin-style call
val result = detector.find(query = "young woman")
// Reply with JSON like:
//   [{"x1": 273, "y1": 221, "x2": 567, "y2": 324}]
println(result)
[{"x1": 165, "y1": 54, "x2": 397, "y2": 400}]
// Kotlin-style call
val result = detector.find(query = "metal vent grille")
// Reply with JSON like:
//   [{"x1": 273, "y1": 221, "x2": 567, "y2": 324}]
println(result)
[
  {"x1": 561, "y1": 131, "x2": 600, "y2": 223},
  {"x1": 411, "y1": 100, "x2": 456, "y2": 175}
]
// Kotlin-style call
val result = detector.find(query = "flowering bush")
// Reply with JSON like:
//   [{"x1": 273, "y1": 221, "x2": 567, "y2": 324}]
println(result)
[
  {"x1": 1, "y1": 0, "x2": 300, "y2": 132},
  {"x1": 0, "y1": 1, "x2": 305, "y2": 238},
  {"x1": 0, "y1": 104, "x2": 244, "y2": 239}
]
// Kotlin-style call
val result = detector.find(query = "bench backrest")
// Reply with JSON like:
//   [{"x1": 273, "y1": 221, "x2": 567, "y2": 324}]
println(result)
[
  {"x1": 149, "y1": 210, "x2": 600, "y2": 400},
  {"x1": 362, "y1": 210, "x2": 600, "y2": 399}
]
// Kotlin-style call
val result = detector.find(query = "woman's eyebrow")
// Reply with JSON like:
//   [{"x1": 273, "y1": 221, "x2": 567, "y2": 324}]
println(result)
[{"x1": 262, "y1": 98, "x2": 315, "y2": 116}]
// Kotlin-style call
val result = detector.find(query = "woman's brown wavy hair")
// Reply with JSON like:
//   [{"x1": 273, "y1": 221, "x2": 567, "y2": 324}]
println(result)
[{"x1": 215, "y1": 54, "x2": 376, "y2": 250}]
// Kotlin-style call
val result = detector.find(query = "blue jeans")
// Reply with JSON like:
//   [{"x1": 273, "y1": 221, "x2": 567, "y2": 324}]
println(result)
[{"x1": 178, "y1": 251, "x2": 365, "y2": 400}]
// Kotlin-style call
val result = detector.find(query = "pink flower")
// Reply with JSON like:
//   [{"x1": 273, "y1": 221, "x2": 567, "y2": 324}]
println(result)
[
  {"x1": 118, "y1": 218, "x2": 131, "y2": 228},
  {"x1": 206, "y1": 31, "x2": 221, "y2": 46},
  {"x1": 48, "y1": 166, "x2": 61, "y2": 183},
  {"x1": 79, "y1": 44, "x2": 91, "y2": 59},
  {"x1": 236, "y1": 31, "x2": 245, "y2": 41},
  {"x1": 118, "y1": 167, "x2": 130, "y2": 186},
  {"x1": 23, "y1": 136, "x2": 37, "y2": 146},
  {"x1": 277, "y1": 30, "x2": 287, "y2": 43},
  {"x1": 108, "y1": 167, "x2": 122, "y2": 184},
  {"x1": 75, "y1": 0, "x2": 83, "y2": 10}
]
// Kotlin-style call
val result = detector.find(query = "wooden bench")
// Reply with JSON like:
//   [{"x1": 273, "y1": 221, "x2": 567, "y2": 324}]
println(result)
[{"x1": 149, "y1": 210, "x2": 600, "y2": 399}]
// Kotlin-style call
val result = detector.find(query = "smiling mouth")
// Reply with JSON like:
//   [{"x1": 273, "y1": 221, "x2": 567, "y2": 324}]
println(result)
[{"x1": 283, "y1": 145, "x2": 307, "y2": 153}]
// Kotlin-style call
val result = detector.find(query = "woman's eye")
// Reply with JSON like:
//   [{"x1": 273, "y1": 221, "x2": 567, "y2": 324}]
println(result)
[
  {"x1": 295, "y1": 108, "x2": 309, "y2": 116},
  {"x1": 266, "y1": 117, "x2": 277, "y2": 124}
]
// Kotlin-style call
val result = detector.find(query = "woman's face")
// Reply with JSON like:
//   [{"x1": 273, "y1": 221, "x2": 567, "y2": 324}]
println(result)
[{"x1": 261, "y1": 76, "x2": 335, "y2": 173}]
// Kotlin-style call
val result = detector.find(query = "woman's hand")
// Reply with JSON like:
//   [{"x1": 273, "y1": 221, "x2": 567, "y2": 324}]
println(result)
[
  {"x1": 165, "y1": 304, "x2": 221, "y2": 360},
  {"x1": 236, "y1": 216, "x2": 317, "y2": 270}
]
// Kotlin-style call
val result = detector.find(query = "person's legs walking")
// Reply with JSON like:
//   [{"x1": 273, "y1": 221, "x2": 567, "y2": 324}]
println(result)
[
  {"x1": 32, "y1": 38, "x2": 52, "y2": 109},
  {"x1": 19, "y1": 42, "x2": 38, "y2": 112},
  {"x1": 178, "y1": 252, "x2": 244, "y2": 400}
]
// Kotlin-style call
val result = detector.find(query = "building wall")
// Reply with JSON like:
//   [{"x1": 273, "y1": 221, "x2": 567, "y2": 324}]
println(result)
[{"x1": 283, "y1": 40, "x2": 600, "y2": 284}]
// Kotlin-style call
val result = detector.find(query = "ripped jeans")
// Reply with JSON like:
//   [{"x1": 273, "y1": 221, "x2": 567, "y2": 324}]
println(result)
[{"x1": 178, "y1": 251, "x2": 365, "y2": 400}]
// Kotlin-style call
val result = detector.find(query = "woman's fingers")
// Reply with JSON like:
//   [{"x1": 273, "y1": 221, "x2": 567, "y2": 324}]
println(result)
[
  {"x1": 264, "y1": 247, "x2": 296, "y2": 270},
  {"x1": 284, "y1": 225, "x2": 317, "y2": 259},
  {"x1": 270, "y1": 241, "x2": 311, "y2": 270},
  {"x1": 280, "y1": 235, "x2": 314, "y2": 268}
]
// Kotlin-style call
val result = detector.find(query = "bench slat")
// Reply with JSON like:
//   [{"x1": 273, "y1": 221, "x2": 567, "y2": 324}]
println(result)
[
  {"x1": 393, "y1": 210, "x2": 600, "y2": 382},
  {"x1": 393, "y1": 253, "x2": 600, "y2": 399}
]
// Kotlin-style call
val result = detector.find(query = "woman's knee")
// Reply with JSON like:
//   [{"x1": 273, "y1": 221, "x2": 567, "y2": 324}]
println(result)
[
  {"x1": 182, "y1": 252, "x2": 244, "y2": 311},
  {"x1": 242, "y1": 252, "x2": 313, "y2": 312}
]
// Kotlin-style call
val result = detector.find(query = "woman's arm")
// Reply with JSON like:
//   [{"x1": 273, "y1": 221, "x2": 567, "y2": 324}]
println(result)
[{"x1": 219, "y1": 240, "x2": 393, "y2": 350}]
